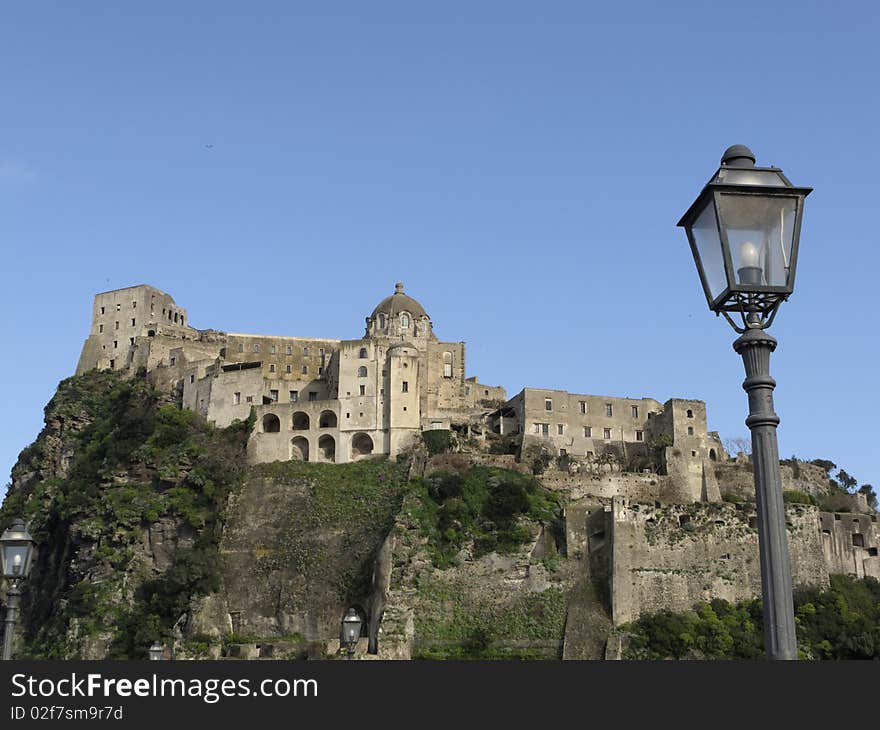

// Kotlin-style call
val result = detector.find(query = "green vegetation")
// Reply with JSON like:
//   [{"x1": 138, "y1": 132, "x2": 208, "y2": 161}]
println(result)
[
  {"x1": 413, "y1": 579, "x2": 567, "y2": 659},
  {"x1": 248, "y1": 458, "x2": 408, "y2": 606},
  {"x1": 0, "y1": 370, "x2": 252, "y2": 658},
  {"x1": 783, "y1": 490, "x2": 814, "y2": 505},
  {"x1": 623, "y1": 575, "x2": 880, "y2": 660},
  {"x1": 422, "y1": 429, "x2": 455, "y2": 456},
  {"x1": 408, "y1": 467, "x2": 561, "y2": 569}
]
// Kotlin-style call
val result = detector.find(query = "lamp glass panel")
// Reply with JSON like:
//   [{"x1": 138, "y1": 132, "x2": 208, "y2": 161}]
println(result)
[
  {"x1": 3, "y1": 545, "x2": 29, "y2": 577},
  {"x1": 688, "y1": 198, "x2": 726, "y2": 300},
  {"x1": 717, "y1": 193, "x2": 798, "y2": 288},
  {"x1": 714, "y1": 168, "x2": 788, "y2": 186}
]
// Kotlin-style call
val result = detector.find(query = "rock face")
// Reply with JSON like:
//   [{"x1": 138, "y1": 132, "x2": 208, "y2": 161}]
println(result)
[{"x1": 2, "y1": 371, "x2": 877, "y2": 660}]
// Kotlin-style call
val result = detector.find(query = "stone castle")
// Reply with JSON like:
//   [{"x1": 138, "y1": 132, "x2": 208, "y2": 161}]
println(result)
[
  {"x1": 75, "y1": 282, "x2": 724, "y2": 499},
  {"x1": 15, "y1": 281, "x2": 866, "y2": 658}
]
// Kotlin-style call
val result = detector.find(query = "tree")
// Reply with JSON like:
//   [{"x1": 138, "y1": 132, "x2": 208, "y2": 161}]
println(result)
[
  {"x1": 723, "y1": 436, "x2": 751, "y2": 456},
  {"x1": 837, "y1": 469, "x2": 858, "y2": 493}
]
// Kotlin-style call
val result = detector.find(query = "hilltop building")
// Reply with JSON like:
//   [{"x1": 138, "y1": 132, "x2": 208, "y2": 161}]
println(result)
[{"x1": 76, "y1": 283, "x2": 721, "y2": 491}]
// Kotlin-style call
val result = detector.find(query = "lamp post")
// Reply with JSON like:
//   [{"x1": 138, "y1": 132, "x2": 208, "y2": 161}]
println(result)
[
  {"x1": 677, "y1": 145, "x2": 812, "y2": 660},
  {"x1": 1, "y1": 519, "x2": 36, "y2": 661},
  {"x1": 341, "y1": 608, "x2": 363, "y2": 660}
]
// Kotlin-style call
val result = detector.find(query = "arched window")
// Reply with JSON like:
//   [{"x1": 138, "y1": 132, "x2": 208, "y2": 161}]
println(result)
[
  {"x1": 687, "y1": 426, "x2": 694, "y2": 436},
  {"x1": 262, "y1": 414, "x2": 281, "y2": 433},
  {"x1": 378, "y1": 313, "x2": 386, "y2": 329},
  {"x1": 358, "y1": 366, "x2": 367, "y2": 377},
  {"x1": 686, "y1": 409, "x2": 694, "y2": 418},
  {"x1": 400, "y1": 313, "x2": 410, "y2": 329},
  {"x1": 359, "y1": 347, "x2": 368, "y2": 359}
]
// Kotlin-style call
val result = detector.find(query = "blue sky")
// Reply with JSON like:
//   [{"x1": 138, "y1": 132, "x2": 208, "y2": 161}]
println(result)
[{"x1": 1, "y1": 2, "x2": 878, "y2": 496}]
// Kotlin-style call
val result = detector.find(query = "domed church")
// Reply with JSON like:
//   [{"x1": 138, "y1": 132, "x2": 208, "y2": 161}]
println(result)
[{"x1": 75, "y1": 282, "x2": 505, "y2": 465}]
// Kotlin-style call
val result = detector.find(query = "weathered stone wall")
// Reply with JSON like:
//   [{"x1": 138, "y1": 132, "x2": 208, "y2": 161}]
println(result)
[
  {"x1": 605, "y1": 498, "x2": 830, "y2": 625},
  {"x1": 820, "y1": 512, "x2": 880, "y2": 579}
]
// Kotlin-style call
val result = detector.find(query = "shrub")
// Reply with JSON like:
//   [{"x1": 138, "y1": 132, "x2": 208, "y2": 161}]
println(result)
[
  {"x1": 783, "y1": 490, "x2": 813, "y2": 505},
  {"x1": 423, "y1": 429, "x2": 455, "y2": 456}
]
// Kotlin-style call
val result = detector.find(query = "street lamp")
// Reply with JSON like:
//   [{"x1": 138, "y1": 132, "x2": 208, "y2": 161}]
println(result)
[
  {"x1": 1, "y1": 519, "x2": 36, "y2": 661},
  {"x1": 148, "y1": 642, "x2": 165, "y2": 661},
  {"x1": 678, "y1": 144, "x2": 812, "y2": 660},
  {"x1": 341, "y1": 608, "x2": 363, "y2": 660}
]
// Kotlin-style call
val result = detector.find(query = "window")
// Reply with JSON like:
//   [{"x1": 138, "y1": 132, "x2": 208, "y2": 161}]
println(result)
[
  {"x1": 686, "y1": 409, "x2": 694, "y2": 418},
  {"x1": 579, "y1": 401, "x2": 586, "y2": 414},
  {"x1": 308, "y1": 392, "x2": 317, "y2": 402},
  {"x1": 687, "y1": 426, "x2": 694, "y2": 436},
  {"x1": 443, "y1": 363, "x2": 453, "y2": 378},
  {"x1": 465, "y1": 386, "x2": 471, "y2": 396},
  {"x1": 99, "y1": 324, "x2": 104, "y2": 333},
  {"x1": 238, "y1": 343, "x2": 244, "y2": 353},
  {"x1": 359, "y1": 385, "x2": 365, "y2": 396},
  {"x1": 400, "y1": 313, "x2": 410, "y2": 329},
  {"x1": 631, "y1": 405, "x2": 639, "y2": 418},
  {"x1": 584, "y1": 426, "x2": 592, "y2": 437},
  {"x1": 605, "y1": 403, "x2": 613, "y2": 417},
  {"x1": 319, "y1": 348, "x2": 324, "y2": 358},
  {"x1": 318, "y1": 367, "x2": 323, "y2": 375},
  {"x1": 557, "y1": 424, "x2": 564, "y2": 435},
  {"x1": 115, "y1": 321, "x2": 119, "y2": 330},
  {"x1": 286, "y1": 345, "x2": 292, "y2": 355},
  {"x1": 290, "y1": 390, "x2": 298, "y2": 402},
  {"x1": 234, "y1": 392, "x2": 241, "y2": 405},
  {"x1": 545, "y1": 399, "x2": 552, "y2": 411},
  {"x1": 190, "y1": 374, "x2": 195, "y2": 384},
  {"x1": 286, "y1": 364, "x2": 292, "y2": 374},
  {"x1": 302, "y1": 366, "x2": 308, "y2": 374},
  {"x1": 253, "y1": 344, "x2": 260, "y2": 353},
  {"x1": 603, "y1": 427, "x2": 612, "y2": 439},
  {"x1": 116, "y1": 303, "x2": 121, "y2": 311},
  {"x1": 270, "y1": 389, "x2": 279, "y2": 402},
  {"x1": 852, "y1": 533, "x2": 865, "y2": 547},
  {"x1": 270, "y1": 345, "x2": 276, "y2": 354},
  {"x1": 113, "y1": 340, "x2": 118, "y2": 349},
  {"x1": 378, "y1": 313, "x2": 386, "y2": 329},
  {"x1": 402, "y1": 381, "x2": 409, "y2": 393},
  {"x1": 170, "y1": 356, "x2": 176, "y2": 366},
  {"x1": 358, "y1": 366, "x2": 368, "y2": 377},
  {"x1": 542, "y1": 423, "x2": 549, "y2": 436},
  {"x1": 246, "y1": 396, "x2": 253, "y2": 403},
  {"x1": 129, "y1": 337, "x2": 134, "y2": 345},
  {"x1": 132, "y1": 301, "x2": 137, "y2": 308},
  {"x1": 560, "y1": 448, "x2": 567, "y2": 457},
  {"x1": 636, "y1": 430, "x2": 644, "y2": 442},
  {"x1": 359, "y1": 348, "x2": 368, "y2": 359},
  {"x1": 109, "y1": 358, "x2": 115, "y2": 369},
  {"x1": 131, "y1": 318, "x2": 136, "y2": 327},
  {"x1": 100, "y1": 306, "x2": 105, "y2": 314},
  {"x1": 533, "y1": 423, "x2": 541, "y2": 434},
  {"x1": 269, "y1": 364, "x2": 276, "y2": 373},
  {"x1": 431, "y1": 422, "x2": 443, "y2": 430},
  {"x1": 303, "y1": 347, "x2": 309, "y2": 356}
]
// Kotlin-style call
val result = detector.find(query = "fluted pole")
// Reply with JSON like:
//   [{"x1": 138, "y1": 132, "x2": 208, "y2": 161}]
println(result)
[
  {"x1": 2, "y1": 582, "x2": 21, "y2": 661},
  {"x1": 733, "y1": 326, "x2": 797, "y2": 660}
]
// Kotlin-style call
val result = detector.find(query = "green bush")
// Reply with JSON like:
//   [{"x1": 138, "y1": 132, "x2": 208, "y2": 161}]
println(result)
[
  {"x1": 423, "y1": 430, "x2": 455, "y2": 456},
  {"x1": 783, "y1": 490, "x2": 814, "y2": 505}
]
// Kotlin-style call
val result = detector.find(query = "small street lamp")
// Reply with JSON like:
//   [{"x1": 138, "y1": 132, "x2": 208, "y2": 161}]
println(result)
[
  {"x1": 148, "y1": 642, "x2": 165, "y2": 661},
  {"x1": 341, "y1": 608, "x2": 363, "y2": 660},
  {"x1": 1, "y1": 519, "x2": 36, "y2": 661},
  {"x1": 678, "y1": 144, "x2": 812, "y2": 660}
]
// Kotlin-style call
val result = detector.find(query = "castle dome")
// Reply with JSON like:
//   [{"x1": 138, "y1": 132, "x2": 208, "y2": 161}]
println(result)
[{"x1": 370, "y1": 282, "x2": 428, "y2": 320}]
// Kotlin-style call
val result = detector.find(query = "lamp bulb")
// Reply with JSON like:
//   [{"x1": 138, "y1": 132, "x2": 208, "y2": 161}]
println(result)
[{"x1": 739, "y1": 241, "x2": 759, "y2": 268}]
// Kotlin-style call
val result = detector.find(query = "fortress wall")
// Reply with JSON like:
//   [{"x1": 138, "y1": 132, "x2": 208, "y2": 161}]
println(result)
[
  {"x1": 607, "y1": 499, "x2": 830, "y2": 625},
  {"x1": 819, "y1": 512, "x2": 880, "y2": 579}
]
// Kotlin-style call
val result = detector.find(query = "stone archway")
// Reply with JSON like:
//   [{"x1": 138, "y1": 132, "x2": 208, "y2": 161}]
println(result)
[
  {"x1": 292, "y1": 412, "x2": 310, "y2": 431},
  {"x1": 262, "y1": 413, "x2": 281, "y2": 433},
  {"x1": 291, "y1": 436, "x2": 309, "y2": 462},
  {"x1": 318, "y1": 435, "x2": 336, "y2": 463},
  {"x1": 351, "y1": 432, "x2": 374, "y2": 460},
  {"x1": 319, "y1": 410, "x2": 338, "y2": 429}
]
